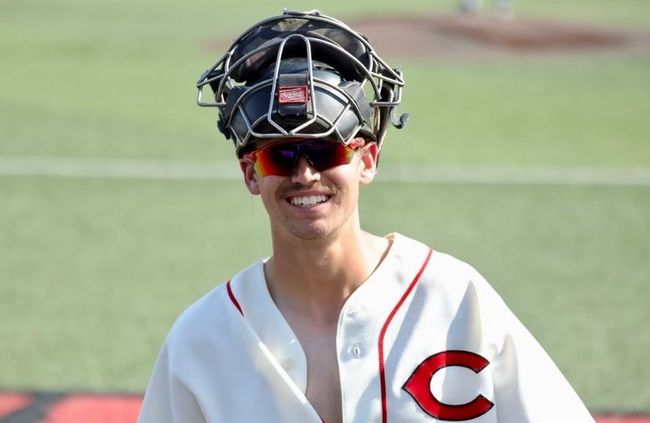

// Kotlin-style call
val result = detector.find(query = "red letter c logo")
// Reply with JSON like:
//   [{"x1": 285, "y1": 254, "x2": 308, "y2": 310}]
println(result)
[{"x1": 403, "y1": 351, "x2": 494, "y2": 421}]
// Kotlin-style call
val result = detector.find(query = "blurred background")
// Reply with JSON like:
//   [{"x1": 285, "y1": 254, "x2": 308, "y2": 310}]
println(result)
[{"x1": 1, "y1": 0, "x2": 649, "y2": 419}]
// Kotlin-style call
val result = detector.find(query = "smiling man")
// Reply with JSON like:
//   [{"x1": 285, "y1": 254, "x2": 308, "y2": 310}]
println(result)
[{"x1": 138, "y1": 10, "x2": 594, "y2": 423}]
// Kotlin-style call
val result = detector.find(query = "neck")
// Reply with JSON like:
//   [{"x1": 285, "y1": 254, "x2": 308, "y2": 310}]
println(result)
[{"x1": 265, "y1": 227, "x2": 390, "y2": 322}]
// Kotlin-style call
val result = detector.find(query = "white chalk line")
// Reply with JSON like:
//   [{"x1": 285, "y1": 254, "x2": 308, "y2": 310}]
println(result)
[
  {"x1": 0, "y1": 156, "x2": 649, "y2": 186},
  {"x1": 0, "y1": 157, "x2": 242, "y2": 181}
]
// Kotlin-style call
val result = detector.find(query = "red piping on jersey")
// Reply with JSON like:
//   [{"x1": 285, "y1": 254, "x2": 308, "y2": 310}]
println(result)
[
  {"x1": 226, "y1": 280, "x2": 244, "y2": 316},
  {"x1": 378, "y1": 248, "x2": 433, "y2": 423},
  {"x1": 226, "y1": 280, "x2": 325, "y2": 422}
]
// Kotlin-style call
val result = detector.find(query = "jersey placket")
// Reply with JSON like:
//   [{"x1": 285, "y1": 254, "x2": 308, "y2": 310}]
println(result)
[{"x1": 336, "y1": 235, "x2": 428, "y2": 423}]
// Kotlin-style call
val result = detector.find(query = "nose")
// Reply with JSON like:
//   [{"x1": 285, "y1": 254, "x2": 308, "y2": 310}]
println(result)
[{"x1": 291, "y1": 156, "x2": 320, "y2": 185}]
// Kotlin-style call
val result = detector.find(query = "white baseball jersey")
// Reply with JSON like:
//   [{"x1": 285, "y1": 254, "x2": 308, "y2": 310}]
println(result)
[{"x1": 138, "y1": 233, "x2": 594, "y2": 422}]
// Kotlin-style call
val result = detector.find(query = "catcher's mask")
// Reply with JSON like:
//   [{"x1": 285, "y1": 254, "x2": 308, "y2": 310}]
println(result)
[{"x1": 196, "y1": 9, "x2": 408, "y2": 157}]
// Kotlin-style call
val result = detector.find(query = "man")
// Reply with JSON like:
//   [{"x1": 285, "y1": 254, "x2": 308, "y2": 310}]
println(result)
[
  {"x1": 139, "y1": 10, "x2": 593, "y2": 423},
  {"x1": 459, "y1": 0, "x2": 514, "y2": 19}
]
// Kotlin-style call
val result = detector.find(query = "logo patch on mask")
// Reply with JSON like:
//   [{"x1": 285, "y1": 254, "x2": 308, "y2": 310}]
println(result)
[{"x1": 278, "y1": 86, "x2": 309, "y2": 104}]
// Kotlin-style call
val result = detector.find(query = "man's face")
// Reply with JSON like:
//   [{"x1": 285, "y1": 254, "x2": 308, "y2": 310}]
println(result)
[{"x1": 240, "y1": 138, "x2": 379, "y2": 241}]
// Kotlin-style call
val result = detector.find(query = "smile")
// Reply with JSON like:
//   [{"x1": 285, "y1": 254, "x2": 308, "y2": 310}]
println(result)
[{"x1": 288, "y1": 194, "x2": 331, "y2": 207}]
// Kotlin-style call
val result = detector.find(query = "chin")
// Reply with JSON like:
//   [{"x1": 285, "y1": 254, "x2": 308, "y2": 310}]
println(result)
[
  {"x1": 284, "y1": 220, "x2": 340, "y2": 241},
  {"x1": 287, "y1": 226, "x2": 331, "y2": 241}
]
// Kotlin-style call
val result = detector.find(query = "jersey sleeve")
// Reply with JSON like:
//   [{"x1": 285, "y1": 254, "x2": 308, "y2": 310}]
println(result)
[
  {"x1": 487, "y1": 292, "x2": 595, "y2": 422},
  {"x1": 137, "y1": 343, "x2": 207, "y2": 423},
  {"x1": 423, "y1": 252, "x2": 595, "y2": 422}
]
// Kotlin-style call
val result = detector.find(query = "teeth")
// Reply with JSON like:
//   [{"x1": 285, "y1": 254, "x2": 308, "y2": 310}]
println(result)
[{"x1": 290, "y1": 195, "x2": 329, "y2": 207}]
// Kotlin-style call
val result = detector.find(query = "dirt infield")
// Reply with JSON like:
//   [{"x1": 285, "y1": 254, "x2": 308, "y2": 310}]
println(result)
[
  {"x1": 348, "y1": 14, "x2": 650, "y2": 60},
  {"x1": 1, "y1": 392, "x2": 649, "y2": 422},
  {"x1": 203, "y1": 13, "x2": 650, "y2": 61}
]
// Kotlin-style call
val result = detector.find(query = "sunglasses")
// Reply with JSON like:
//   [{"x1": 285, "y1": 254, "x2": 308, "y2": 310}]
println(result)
[{"x1": 243, "y1": 139, "x2": 365, "y2": 177}]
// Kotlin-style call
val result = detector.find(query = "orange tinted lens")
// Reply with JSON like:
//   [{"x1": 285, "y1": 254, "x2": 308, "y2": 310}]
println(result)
[
  {"x1": 253, "y1": 141, "x2": 356, "y2": 177},
  {"x1": 254, "y1": 146, "x2": 298, "y2": 176}
]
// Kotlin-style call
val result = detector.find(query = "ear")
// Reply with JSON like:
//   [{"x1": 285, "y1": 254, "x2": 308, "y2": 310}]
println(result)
[
  {"x1": 240, "y1": 159, "x2": 261, "y2": 195},
  {"x1": 358, "y1": 140, "x2": 380, "y2": 185}
]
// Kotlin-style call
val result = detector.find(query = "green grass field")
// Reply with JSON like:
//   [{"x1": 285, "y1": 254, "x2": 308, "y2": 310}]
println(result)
[{"x1": 1, "y1": 0, "x2": 649, "y2": 414}]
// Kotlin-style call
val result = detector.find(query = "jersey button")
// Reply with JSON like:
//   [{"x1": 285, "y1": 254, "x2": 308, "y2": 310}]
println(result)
[
  {"x1": 346, "y1": 306, "x2": 359, "y2": 318},
  {"x1": 350, "y1": 343, "x2": 364, "y2": 358}
]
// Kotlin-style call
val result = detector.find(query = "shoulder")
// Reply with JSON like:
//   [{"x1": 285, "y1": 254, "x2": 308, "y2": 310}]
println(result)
[
  {"x1": 428, "y1": 250, "x2": 490, "y2": 292},
  {"x1": 395, "y1": 234, "x2": 524, "y2": 350},
  {"x1": 165, "y1": 283, "x2": 230, "y2": 347},
  {"x1": 393, "y1": 233, "x2": 508, "y2": 312},
  {"x1": 391, "y1": 233, "x2": 488, "y2": 286},
  {"x1": 164, "y1": 261, "x2": 262, "y2": 352}
]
